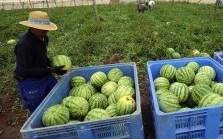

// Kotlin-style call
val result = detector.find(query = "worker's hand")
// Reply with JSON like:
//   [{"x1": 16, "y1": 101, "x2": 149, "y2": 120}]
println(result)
[{"x1": 51, "y1": 65, "x2": 67, "y2": 75}]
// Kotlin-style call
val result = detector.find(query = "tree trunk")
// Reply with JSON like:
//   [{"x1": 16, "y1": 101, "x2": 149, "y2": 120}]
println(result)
[{"x1": 93, "y1": 0, "x2": 100, "y2": 21}]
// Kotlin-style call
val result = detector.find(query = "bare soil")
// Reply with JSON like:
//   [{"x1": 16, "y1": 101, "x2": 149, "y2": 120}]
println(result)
[{"x1": 0, "y1": 72, "x2": 155, "y2": 139}]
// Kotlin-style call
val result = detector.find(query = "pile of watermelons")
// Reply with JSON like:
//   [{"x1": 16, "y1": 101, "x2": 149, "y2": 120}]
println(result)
[
  {"x1": 154, "y1": 61, "x2": 223, "y2": 113},
  {"x1": 41, "y1": 55, "x2": 136, "y2": 127}
]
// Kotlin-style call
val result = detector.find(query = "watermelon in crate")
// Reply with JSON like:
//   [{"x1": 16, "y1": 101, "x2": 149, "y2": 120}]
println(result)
[
  {"x1": 20, "y1": 62, "x2": 144, "y2": 139},
  {"x1": 147, "y1": 57, "x2": 223, "y2": 139}
]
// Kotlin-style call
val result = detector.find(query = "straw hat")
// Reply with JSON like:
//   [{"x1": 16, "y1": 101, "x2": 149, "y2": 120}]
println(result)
[{"x1": 19, "y1": 11, "x2": 57, "y2": 31}]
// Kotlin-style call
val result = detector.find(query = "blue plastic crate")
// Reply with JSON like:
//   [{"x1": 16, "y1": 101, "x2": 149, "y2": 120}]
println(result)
[
  {"x1": 147, "y1": 57, "x2": 223, "y2": 139},
  {"x1": 20, "y1": 62, "x2": 144, "y2": 139},
  {"x1": 214, "y1": 51, "x2": 223, "y2": 66}
]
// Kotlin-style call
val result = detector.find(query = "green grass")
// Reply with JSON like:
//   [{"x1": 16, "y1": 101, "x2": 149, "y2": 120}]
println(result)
[{"x1": 0, "y1": 2, "x2": 223, "y2": 105}]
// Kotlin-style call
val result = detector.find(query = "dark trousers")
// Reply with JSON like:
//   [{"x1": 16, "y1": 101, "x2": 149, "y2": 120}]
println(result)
[{"x1": 17, "y1": 75, "x2": 57, "y2": 114}]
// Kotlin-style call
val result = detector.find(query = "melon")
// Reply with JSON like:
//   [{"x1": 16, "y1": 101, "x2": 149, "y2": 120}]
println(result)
[
  {"x1": 118, "y1": 76, "x2": 134, "y2": 87},
  {"x1": 108, "y1": 93, "x2": 117, "y2": 104},
  {"x1": 84, "y1": 108, "x2": 110, "y2": 121},
  {"x1": 175, "y1": 67, "x2": 195, "y2": 85},
  {"x1": 198, "y1": 65, "x2": 216, "y2": 80},
  {"x1": 191, "y1": 84, "x2": 213, "y2": 104},
  {"x1": 158, "y1": 92, "x2": 181, "y2": 113},
  {"x1": 42, "y1": 104, "x2": 70, "y2": 127},
  {"x1": 160, "y1": 64, "x2": 176, "y2": 81},
  {"x1": 169, "y1": 82, "x2": 189, "y2": 103},
  {"x1": 116, "y1": 96, "x2": 136, "y2": 116},
  {"x1": 88, "y1": 93, "x2": 108, "y2": 110},
  {"x1": 194, "y1": 72, "x2": 212, "y2": 86},
  {"x1": 90, "y1": 71, "x2": 107, "y2": 88},
  {"x1": 71, "y1": 76, "x2": 86, "y2": 88},
  {"x1": 69, "y1": 84, "x2": 95, "y2": 101},
  {"x1": 198, "y1": 93, "x2": 223, "y2": 107},
  {"x1": 113, "y1": 85, "x2": 135, "y2": 101},
  {"x1": 62, "y1": 96, "x2": 89, "y2": 119},
  {"x1": 51, "y1": 55, "x2": 72, "y2": 71},
  {"x1": 154, "y1": 77, "x2": 170, "y2": 90},
  {"x1": 107, "y1": 68, "x2": 123, "y2": 82},
  {"x1": 101, "y1": 81, "x2": 118, "y2": 97},
  {"x1": 186, "y1": 61, "x2": 199, "y2": 73},
  {"x1": 105, "y1": 104, "x2": 117, "y2": 117}
]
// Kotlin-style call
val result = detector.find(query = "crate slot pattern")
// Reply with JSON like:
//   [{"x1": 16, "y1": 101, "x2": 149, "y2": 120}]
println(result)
[
  {"x1": 32, "y1": 126, "x2": 78, "y2": 139},
  {"x1": 176, "y1": 129, "x2": 205, "y2": 139},
  {"x1": 175, "y1": 113, "x2": 206, "y2": 131}
]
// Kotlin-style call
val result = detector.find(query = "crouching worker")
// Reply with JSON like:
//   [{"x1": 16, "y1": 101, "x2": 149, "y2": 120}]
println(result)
[{"x1": 13, "y1": 11, "x2": 67, "y2": 114}]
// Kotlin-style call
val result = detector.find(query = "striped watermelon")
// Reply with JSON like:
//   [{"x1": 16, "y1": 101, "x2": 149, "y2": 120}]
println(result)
[
  {"x1": 42, "y1": 104, "x2": 70, "y2": 127},
  {"x1": 101, "y1": 81, "x2": 118, "y2": 97},
  {"x1": 107, "y1": 68, "x2": 124, "y2": 82},
  {"x1": 166, "y1": 47, "x2": 175, "y2": 55},
  {"x1": 156, "y1": 89, "x2": 171, "y2": 98},
  {"x1": 90, "y1": 71, "x2": 107, "y2": 88},
  {"x1": 198, "y1": 93, "x2": 223, "y2": 108},
  {"x1": 118, "y1": 76, "x2": 134, "y2": 87},
  {"x1": 108, "y1": 93, "x2": 117, "y2": 104},
  {"x1": 116, "y1": 96, "x2": 136, "y2": 116},
  {"x1": 186, "y1": 61, "x2": 199, "y2": 73},
  {"x1": 88, "y1": 93, "x2": 108, "y2": 110},
  {"x1": 169, "y1": 82, "x2": 189, "y2": 103},
  {"x1": 67, "y1": 120, "x2": 80, "y2": 124},
  {"x1": 198, "y1": 66, "x2": 216, "y2": 80},
  {"x1": 105, "y1": 104, "x2": 117, "y2": 117},
  {"x1": 84, "y1": 108, "x2": 110, "y2": 121},
  {"x1": 51, "y1": 55, "x2": 72, "y2": 71},
  {"x1": 188, "y1": 85, "x2": 195, "y2": 92},
  {"x1": 195, "y1": 52, "x2": 210, "y2": 57},
  {"x1": 178, "y1": 107, "x2": 191, "y2": 111},
  {"x1": 113, "y1": 85, "x2": 135, "y2": 101},
  {"x1": 175, "y1": 67, "x2": 195, "y2": 85},
  {"x1": 62, "y1": 96, "x2": 89, "y2": 119},
  {"x1": 154, "y1": 77, "x2": 170, "y2": 90},
  {"x1": 69, "y1": 84, "x2": 95, "y2": 101},
  {"x1": 212, "y1": 81, "x2": 218, "y2": 88},
  {"x1": 158, "y1": 92, "x2": 181, "y2": 113},
  {"x1": 160, "y1": 64, "x2": 176, "y2": 81},
  {"x1": 171, "y1": 52, "x2": 181, "y2": 59},
  {"x1": 212, "y1": 83, "x2": 223, "y2": 96},
  {"x1": 191, "y1": 84, "x2": 213, "y2": 104},
  {"x1": 194, "y1": 72, "x2": 212, "y2": 86},
  {"x1": 71, "y1": 76, "x2": 86, "y2": 88}
]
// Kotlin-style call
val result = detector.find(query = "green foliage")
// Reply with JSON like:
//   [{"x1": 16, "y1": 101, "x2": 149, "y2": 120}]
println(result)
[{"x1": 1, "y1": 2, "x2": 223, "y2": 99}]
